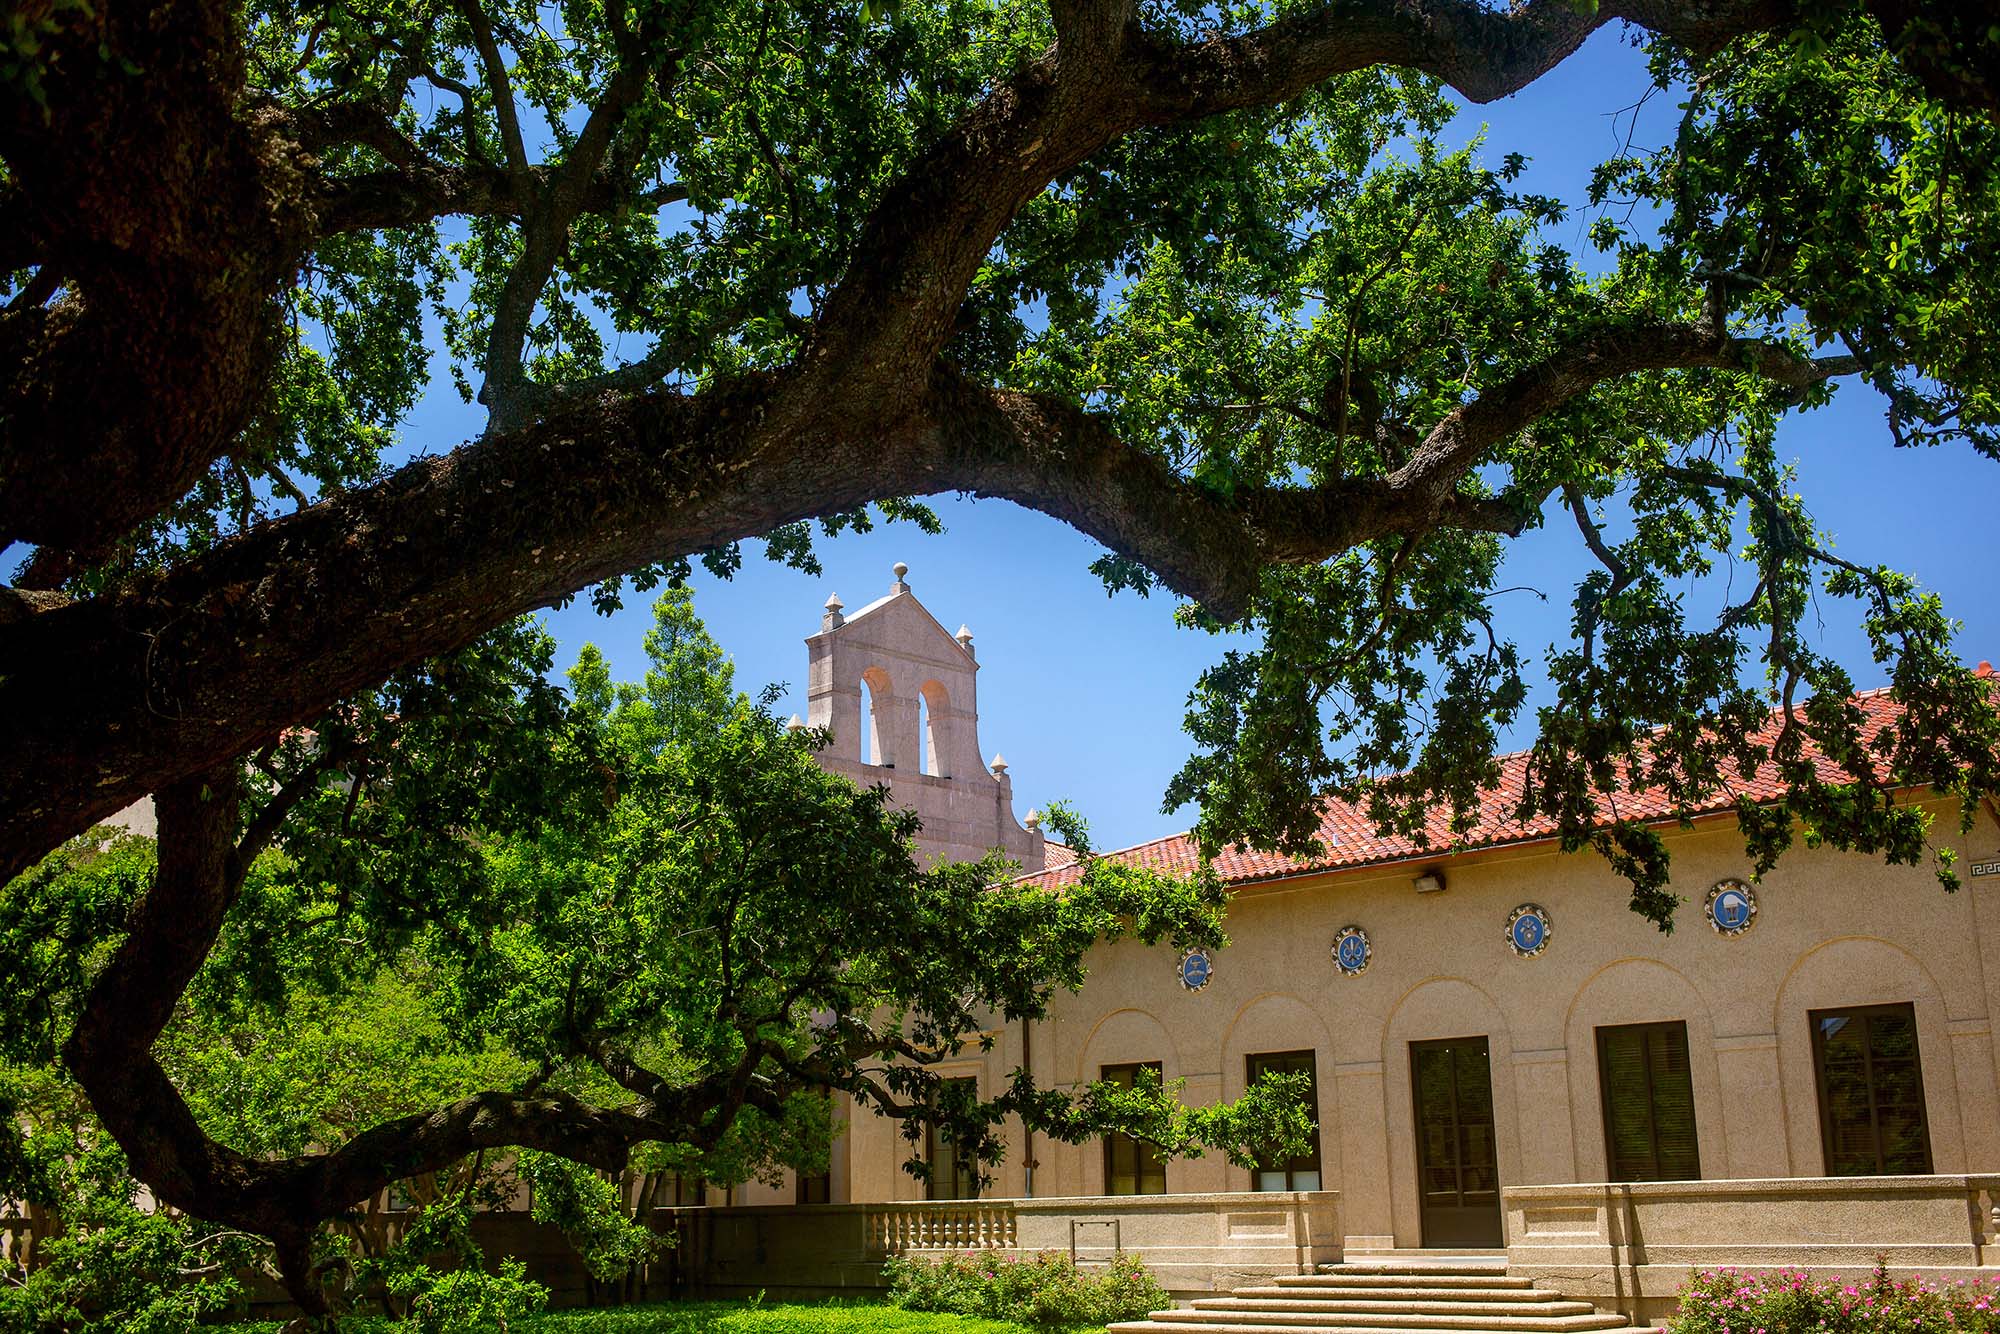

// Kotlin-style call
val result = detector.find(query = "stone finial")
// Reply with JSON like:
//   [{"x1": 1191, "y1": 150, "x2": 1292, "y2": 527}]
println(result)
[
  {"x1": 1024, "y1": 809, "x2": 1040, "y2": 832},
  {"x1": 990, "y1": 753, "x2": 1008, "y2": 776},
  {"x1": 891, "y1": 561, "x2": 910, "y2": 593},
  {"x1": 822, "y1": 591, "x2": 844, "y2": 630},
  {"x1": 787, "y1": 713, "x2": 806, "y2": 732},
  {"x1": 955, "y1": 623, "x2": 975, "y2": 656}
]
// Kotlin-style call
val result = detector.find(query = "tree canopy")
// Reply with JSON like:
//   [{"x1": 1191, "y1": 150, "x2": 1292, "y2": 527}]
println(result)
[{"x1": 4, "y1": 0, "x2": 1999, "y2": 908}]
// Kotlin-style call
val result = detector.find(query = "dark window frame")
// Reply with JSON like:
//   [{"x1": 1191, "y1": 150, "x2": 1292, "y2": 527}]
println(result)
[
  {"x1": 1810, "y1": 1002, "x2": 1934, "y2": 1177},
  {"x1": 796, "y1": 1169, "x2": 832, "y2": 1204},
  {"x1": 1245, "y1": 1050, "x2": 1322, "y2": 1191},
  {"x1": 1594, "y1": 1020, "x2": 1701, "y2": 1182},
  {"x1": 925, "y1": 1076, "x2": 982, "y2": 1200},
  {"x1": 1101, "y1": 1061, "x2": 1168, "y2": 1196}
]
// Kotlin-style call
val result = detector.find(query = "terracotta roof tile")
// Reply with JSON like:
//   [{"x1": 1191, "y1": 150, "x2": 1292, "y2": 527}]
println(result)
[
  {"x1": 1010, "y1": 682, "x2": 1975, "y2": 892},
  {"x1": 1039, "y1": 840, "x2": 1080, "y2": 871}
]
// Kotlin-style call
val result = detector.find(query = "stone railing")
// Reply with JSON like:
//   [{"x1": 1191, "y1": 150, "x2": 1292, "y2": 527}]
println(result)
[
  {"x1": 864, "y1": 1201, "x2": 1020, "y2": 1253},
  {"x1": 1503, "y1": 1176, "x2": 2000, "y2": 1325}
]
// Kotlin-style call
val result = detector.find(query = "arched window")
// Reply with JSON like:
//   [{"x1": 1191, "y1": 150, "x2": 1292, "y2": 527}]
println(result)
[
  {"x1": 916, "y1": 690, "x2": 930, "y2": 775},
  {"x1": 860, "y1": 666, "x2": 893, "y2": 767},
  {"x1": 919, "y1": 680, "x2": 949, "y2": 777}
]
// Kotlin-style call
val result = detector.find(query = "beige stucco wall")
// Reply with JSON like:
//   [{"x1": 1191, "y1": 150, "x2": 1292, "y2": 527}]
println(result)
[{"x1": 817, "y1": 798, "x2": 2000, "y2": 1252}]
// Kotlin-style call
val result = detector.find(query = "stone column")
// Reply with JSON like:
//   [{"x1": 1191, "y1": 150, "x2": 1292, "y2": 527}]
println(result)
[{"x1": 1333, "y1": 1059, "x2": 1394, "y2": 1250}]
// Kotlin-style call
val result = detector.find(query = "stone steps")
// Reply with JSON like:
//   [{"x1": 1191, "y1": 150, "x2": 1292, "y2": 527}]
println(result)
[
  {"x1": 1270, "y1": 1276, "x2": 1536, "y2": 1292},
  {"x1": 1137, "y1": 1308, "x2": 1628, "y2": 1330},
  {"x1": 1109, "y1": 1324, "x2": 1661, "y2": 1334},
  {"x1": 1105, "y1": 1256, "x2": 1655, "y2": 1334},
  {"x1": 1233, "y1": 1288, "x2": 1549, "y2": 1303},
  {"x1": 1318, "y1": 1262, "x2": 1511, "y2": 1276},
  {"x1": 1188, "y1": 1300, "x2": 1605, "y2": 1319}
]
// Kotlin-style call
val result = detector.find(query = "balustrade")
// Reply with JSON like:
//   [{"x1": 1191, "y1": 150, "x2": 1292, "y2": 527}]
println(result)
[{"x1": 862, "y1": 1200, "x2": 1018, "y2": 1254}]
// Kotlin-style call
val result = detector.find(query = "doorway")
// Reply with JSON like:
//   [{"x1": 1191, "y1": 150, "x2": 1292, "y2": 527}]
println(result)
[{"x1": 1410, "y1": 1036, "x2": 1503, "y2": 1247}]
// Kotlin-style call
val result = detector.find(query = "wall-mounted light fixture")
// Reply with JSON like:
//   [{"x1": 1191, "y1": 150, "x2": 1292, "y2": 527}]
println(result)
[{"x1": 1412, "y1": 869, "x2": 1447, "y2": 894}]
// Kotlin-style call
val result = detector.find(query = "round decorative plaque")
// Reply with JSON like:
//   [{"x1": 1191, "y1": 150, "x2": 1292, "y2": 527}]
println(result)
[
  {"x1": 1332, "y1": 925, "x2": 1372, "y2": 977},
  {"x1": 1706, "y1": 879, "x2": 1758, "y2": 936},
  {"x1": 1505, "y1": 903, "x2": 1552, "y2": 958},
  {"x1": 1177, "y1": 947, "x2": 1214, "y2": 992}
]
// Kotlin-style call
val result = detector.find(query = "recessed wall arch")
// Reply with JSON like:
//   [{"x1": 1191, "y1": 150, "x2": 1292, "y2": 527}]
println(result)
[
  {"x1": 1772, "y1": 935, "x2": 1966, "y2": 1174},
  {"x1": 1074, "y1": 1006, "x2": 1182, "y2": 1087},
  {"x1": 1073, "y1": 1006, "x2": 1181, "y2": 1195},
  {"x1": 1381, "y1": 977, "x2": 1521, "y2": 1248},
  {"x1": 1561, "y1": 957, "x2": 1725, "y2": 1183},
  {"x1": 1219, "y1": 991, "x2": 1340, "y2": 1191}
]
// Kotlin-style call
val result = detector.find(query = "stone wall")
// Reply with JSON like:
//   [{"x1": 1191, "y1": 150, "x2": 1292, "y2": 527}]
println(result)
[
  {"x1": 829, "y1": 801, "x2": 2000, "y2": 1248},
  {"x1": 1503, "y1": 1175, "x2": 2000, "y2": 1324},
  {"x1": 654, "y1": 1192, "x2": 1338, "y2": 1300}
]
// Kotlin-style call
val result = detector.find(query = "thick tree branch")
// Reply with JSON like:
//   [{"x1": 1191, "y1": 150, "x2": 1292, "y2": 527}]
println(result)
[
  {"x1": 1386, "y1": 324, "x2": 1859, "y2": 522},
  {"x1": 0, "y1": 323, "x2": 1866, "y2": 880},
  {"x1": 0, "y1": 0, "x2": 1946, "y2": 883},
  {"x1": 0, "y1": 0, "x2": 312, "y2": 560},
  {"x1": 477, "y1": 0, "x2": 671, "y2": 429},
  {"x1": 454, "y1": 1, "x2": 530, "y2": 175}
]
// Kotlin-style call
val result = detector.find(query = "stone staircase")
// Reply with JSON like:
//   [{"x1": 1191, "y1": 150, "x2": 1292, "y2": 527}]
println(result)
[{"x1": 1107, "y1": 1257, "x2": 1659, "y2": 1334}]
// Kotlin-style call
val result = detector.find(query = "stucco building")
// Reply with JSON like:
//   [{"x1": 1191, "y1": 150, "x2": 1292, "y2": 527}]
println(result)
[{"x1": 706, "y1": 570, "x2": 2000, "y2": 1316}]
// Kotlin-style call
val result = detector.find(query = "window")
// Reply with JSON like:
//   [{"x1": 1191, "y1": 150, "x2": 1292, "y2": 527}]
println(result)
[
  {"x1": 797, "y1": 1170, "x2": 832, "y2": 1204},
  {"x1": 1246, "y1": 1051, "x2": 1322, "y2": 1191},
  {"x1": 926, "y1": 1077, "x2": 981, "y2": 1200},
  {"x1": 1101, "y1": 1062, "x2": 1168, "y2": 1195},
  {"x1": 1812, "y1": 1003, "x2": 1933, "y2": 1176},
  {"x1": 1595, "y1": 1021, "x2": 1701, "y2": 1181}
]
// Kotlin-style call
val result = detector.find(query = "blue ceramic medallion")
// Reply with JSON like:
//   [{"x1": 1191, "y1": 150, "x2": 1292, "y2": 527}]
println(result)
[
  {"x1": 1178, "y1": 947, "x2": 1214, "y2": 991},
  {"x1": 1706, "y1": 879, "x2": 1758, "y2": 936},
  {"x1": 1332, "y1": 925, "x2": 1371, "y2": 977},
  {"x1": 1505, "y1": 903, "x2": 1552, "y2": 957}
]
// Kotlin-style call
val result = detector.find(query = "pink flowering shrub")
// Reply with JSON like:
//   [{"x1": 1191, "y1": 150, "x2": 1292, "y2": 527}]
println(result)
[
  {"x1": 1672, "y1": 1263, "x2": 2000, "y2": 1334},
  {"x1": 884, "y1": 1250, "x2": 1168, "y2": 1328}
]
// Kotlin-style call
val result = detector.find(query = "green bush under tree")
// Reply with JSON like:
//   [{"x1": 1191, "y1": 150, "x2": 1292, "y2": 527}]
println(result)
[{"x1": 885, "y1": 1251, "x2": 1169, "y2": 1328}]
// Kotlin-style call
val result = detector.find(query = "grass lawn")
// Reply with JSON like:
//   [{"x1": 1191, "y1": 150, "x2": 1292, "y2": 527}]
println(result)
[
  {"x1": 246, "y1": 1298, "x2": 1068, "y2": 1333},
  {"x1": 510, "y1": 1300, "x2": 1047, "y2": 1334}
]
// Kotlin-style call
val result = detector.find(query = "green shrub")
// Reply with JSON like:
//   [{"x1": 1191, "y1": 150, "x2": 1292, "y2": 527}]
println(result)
[
  {"x1": 1670, "y1": 1263, "x2": 2000, "y2": 1334},
  {"x1": 884, "y1": 1250, "x2": 1169, "y2": 1328},
  {"x1": 392, "y1": 1258, "x2": 548, "y2": 1333},
  {"x1": 720, "y1": 1305, "x2": 1023, "y2": 1334}
]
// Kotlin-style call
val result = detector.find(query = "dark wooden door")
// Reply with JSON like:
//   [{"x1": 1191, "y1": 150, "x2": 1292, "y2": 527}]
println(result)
[{"x1": 1410, "y1": 1036, "x2": 1503, "y2": 1247}]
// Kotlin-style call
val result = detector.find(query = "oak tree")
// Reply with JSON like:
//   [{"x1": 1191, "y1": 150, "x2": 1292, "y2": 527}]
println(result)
[
  {"x1": 3, "y1": 0, "x2": 1999, "y2": 902},
  {"x1": 2, "y1": 595, "x2": 1311, "y2": 1323}
]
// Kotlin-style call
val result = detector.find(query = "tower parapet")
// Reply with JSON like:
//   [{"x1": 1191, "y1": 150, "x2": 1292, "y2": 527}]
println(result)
[{"x1": 804, "y1": 565, "x2": 1045, "y2": 871}]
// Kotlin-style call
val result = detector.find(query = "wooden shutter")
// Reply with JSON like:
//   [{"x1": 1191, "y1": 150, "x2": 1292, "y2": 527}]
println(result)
[{"x1": 1596, "y1": 1021, "x2": 1700, "y2": 1181}]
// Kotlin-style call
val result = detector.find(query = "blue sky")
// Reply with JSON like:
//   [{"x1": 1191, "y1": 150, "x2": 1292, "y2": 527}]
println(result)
[{"x1": 13, "y1": 27, "x2": 1996, "y2": 856}]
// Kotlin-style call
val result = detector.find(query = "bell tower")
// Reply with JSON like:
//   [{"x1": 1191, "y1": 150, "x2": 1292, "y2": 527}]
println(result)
[{"x1": 801, "y1": 564, "x2": 1045, "y2": 871}]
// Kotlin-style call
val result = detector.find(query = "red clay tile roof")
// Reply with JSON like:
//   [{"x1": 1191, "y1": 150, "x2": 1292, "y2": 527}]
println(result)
[
  {"x1": 1039, "y1": 840, "x2": 1080, "y2": 871},
  {"x1": 1011, "y1": 675, "x2": 1990, "y2": 892}
]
